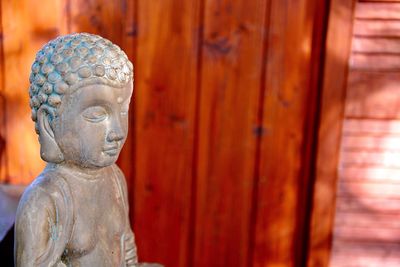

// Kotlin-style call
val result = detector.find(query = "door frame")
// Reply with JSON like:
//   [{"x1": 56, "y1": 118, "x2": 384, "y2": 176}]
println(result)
[{"x1": 306, "y1": 0, "x2": 357, "y2": 266}]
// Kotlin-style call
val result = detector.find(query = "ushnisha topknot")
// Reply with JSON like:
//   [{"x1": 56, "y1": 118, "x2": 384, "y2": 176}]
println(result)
[{"x1": 29, "y1": 32, "x2": 133, "y2": 133}]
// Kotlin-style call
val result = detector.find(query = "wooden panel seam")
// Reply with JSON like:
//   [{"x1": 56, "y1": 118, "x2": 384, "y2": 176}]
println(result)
[
  {"x1": 187, "y1": 0, "x2": 205, "y2": 265},
  {"x1": 248, "y1": 0, "x2": 272, "y2": 266}
]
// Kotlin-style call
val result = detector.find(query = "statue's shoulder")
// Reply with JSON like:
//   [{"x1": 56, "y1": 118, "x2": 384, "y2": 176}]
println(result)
[
  {"x1": 110, "y1": 164, "x2": 129, "y2": 206},
  {"x1": 15, "y1": 169, "x2": 74, "y2": 267},
  {"x1": 111, "y1": 163, "x2": 125, "y2": 178},
  {"x1": 111, "y1": 163, "x2": 126, "y2": 188},
  {"x1": 18, "y1": 168, "x2": 72, "y2": 212}
]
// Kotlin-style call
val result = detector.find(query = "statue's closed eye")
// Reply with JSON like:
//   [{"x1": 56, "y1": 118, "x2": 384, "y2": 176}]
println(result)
[{"x1": 82, "y1": 106, "x2": 108, "y2": 122}]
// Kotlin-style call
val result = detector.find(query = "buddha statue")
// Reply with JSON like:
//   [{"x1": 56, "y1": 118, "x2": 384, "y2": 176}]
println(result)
[{"x1": 14, "y1": 33, "x2": 160, "y2": 267}]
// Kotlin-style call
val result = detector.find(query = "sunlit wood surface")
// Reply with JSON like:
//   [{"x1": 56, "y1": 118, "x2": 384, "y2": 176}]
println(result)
[
  {"x1": 2, "y1": 0, "x2": 395, "y2": 267},
  {"x1": 330, "y1": 1, "x2": 400, "y2": 267}
]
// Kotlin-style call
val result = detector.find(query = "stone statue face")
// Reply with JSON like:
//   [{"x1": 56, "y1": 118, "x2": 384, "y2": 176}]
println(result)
[
  {"x1": 53, "y1": 81, "x2": 133, "y2": 168},
  {"x1": 27, "y1": 33, "x2": 134, "y2": 166}
]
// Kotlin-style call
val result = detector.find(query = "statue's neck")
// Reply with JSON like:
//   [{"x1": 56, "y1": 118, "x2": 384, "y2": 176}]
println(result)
[{"x1": 46, "y1": 162, "x2": 109, "y2": 181}]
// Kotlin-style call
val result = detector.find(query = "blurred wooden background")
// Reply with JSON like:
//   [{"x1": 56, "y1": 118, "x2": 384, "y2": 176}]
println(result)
[
  {"x1": 329, "y1": 1, "x2": 400, "y2": 267},
  {"x1": 1, "y1": 0, "x2": 398, "y2": 267}
]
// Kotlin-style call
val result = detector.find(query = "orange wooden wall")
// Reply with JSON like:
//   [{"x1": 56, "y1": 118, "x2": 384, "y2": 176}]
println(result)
[{"x1": 0, "y1": 0, "x2": 332, "y2": 266}]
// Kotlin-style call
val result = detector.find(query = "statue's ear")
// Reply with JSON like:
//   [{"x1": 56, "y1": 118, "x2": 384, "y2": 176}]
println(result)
[{"x1": 37, "y1": 106, "x2": 64, "y2": 163}]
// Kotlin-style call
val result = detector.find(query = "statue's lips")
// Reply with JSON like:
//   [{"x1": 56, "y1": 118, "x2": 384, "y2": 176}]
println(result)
[{"x1": 103, "y1": 145, "x2": 120, "y2": 156}]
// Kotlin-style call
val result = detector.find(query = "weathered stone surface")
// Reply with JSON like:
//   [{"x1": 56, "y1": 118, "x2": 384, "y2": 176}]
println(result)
[{"x1": 15, "y1": 33, "x2": 161, "y2": 267}]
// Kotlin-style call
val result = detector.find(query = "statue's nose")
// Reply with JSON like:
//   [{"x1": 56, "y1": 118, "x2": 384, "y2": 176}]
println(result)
[{"x1": 107, "y1": 129, "x2": 124, "y2": 142}]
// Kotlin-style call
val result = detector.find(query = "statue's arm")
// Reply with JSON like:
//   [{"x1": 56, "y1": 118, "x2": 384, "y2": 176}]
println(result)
[
  {"x1": 14, "y1": 186, "x2": 61, "y2": 267},
  {"x1": 124, "y1": 230, "x2": 138, "y2": 266},
  {"x1": 114, "y1": 165, "x2": 163, "y2": 267},
  {"x1": 114, "y1": 165, "x2": 139, "y2": 266}
]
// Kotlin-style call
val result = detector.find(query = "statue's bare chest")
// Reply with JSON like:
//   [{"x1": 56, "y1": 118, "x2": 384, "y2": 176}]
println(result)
[{"x1": 65, "y1": 174, "x2": 126, "y2": 261}]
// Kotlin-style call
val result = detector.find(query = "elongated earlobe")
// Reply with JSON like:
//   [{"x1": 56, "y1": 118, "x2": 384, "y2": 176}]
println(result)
[{"x1": 37, "y1": 106, "x2": 64, "y2": 163}]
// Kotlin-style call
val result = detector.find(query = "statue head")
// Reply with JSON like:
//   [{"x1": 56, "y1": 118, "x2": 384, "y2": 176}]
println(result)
[{"x1": 29, "y1": 33, "x2": 133, "y2": 168}]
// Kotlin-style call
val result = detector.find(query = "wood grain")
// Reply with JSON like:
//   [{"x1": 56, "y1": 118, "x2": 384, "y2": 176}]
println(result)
[
  {"x1": 341, "y1": 151, "x2": 400, "y2": 167},
  {"x1": 343, "y1": 119, "x2": 400, "y2": 134},
  {"x1": 69, "y1": 0, "x2": 124, "y2": 45},
  {"x1": 0, "y1": 2, "x2": 6, "y2": 182},
  {"x1": 1, "y1": 1, "x2": 387, "y2": 266},
  {"x1": 133, "y1": 1, "x2": 200, "y2": 266},
  {"x1": 117, "y1": 0, "x2": 136, "y2": 193},
  {"x1": 338, "y1": 181, "x2": 400, "y2": 199},
  {"x1": 350, "y1": 54, "x2": 400, "y2": 70},
  {"x1": 356, "y1": 2, "x2": 400, "y2": 19},
  {"x1": 345, "y1": 72, "x2": 400, "y2": 118},
  {"x1": 334, "y1": 226, "x2": 400, "y2": 242},
  {"x1": 307, "y1": 0, "x2": 356, "y2": 266},
  {"x1": 333, "y1": 17, "x2": 400, "y2": 259},
  {"x1": 336, "y1": 196, "x2": 400, "y2": 214},
  {"x1": 193, "y1": 0, "x2": 267, "y2": 266},
  {"x1": 342, "y1": 135, "x2": 400, "y2": 151},
  {"x1": 340, "y1": 166, "x2": 400, "y2": 182},
  {"x1": 331, "y1": 241, "x2": 400, "y2": 267},
  {"x1": 0, "y1": 0, "x2": 68, "y2": 184},
  {"x1": 334, "y1": 212, "x2": 400, "y2": 228},
  {"x1": 253, "y1": 0, "x2": 326, "y2": 266},
  {"x1": 331, "y1": 256, "x2": 400, "y2": 267},
  {"x1": 352, "y1": 37, "x2": 400, "y2": 53},
  {"x1": 354, "y1": 19, "x2": 400, "y2": 37}
]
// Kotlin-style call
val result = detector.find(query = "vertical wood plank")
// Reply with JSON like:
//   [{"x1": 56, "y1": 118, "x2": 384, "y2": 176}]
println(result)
[
  {"x1": 118, "y1": 0, "x2": 136, "y2": 195},
  {"x1": 134, "y1": 1, "x2": 200, "y2": 266},
  {"x1": 253, "y1": 0, "x2": 324, "y2": 266},
  {"x1": 0, "y1": 2, "x2": 6, "y2": 182},
  {"x1": 307, "y1": 0, "x2": 356, "y2": 267},
  {"x1": 0, "y1": 0, "x2": 68, "y2": 184},
  {"x1": 193, "y1": 1, "x2": 267, "y2": 266},
  {"x1": 69, "y1": 0, "x2": 125, "y2": 45}
]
